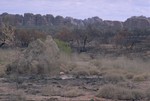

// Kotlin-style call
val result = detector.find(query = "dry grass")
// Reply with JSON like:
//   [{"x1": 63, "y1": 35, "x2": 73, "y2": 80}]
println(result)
[
  {"x1": 41, "y1": 85, "x2": 62, "y2": 96},
  {"x1": 97, "y1": 84, "x2": 145, "y2": 100},
  {"x1": 133, "y1": 73, "x2": 150, "y2": 82},
  {"x1": 10, "y1": 94, "x2": 26, "y2": 101},
  {"x1": 101, "y1": 57, "x2": 148, "y2": 70},
  {"x1": 61, "y1": 87, "x2": 84, "y2": 98},
  {"x1": 1, "y1": 48, "x2": 150, "y2": 80},
  {"x1": 0, "y1": 48, "x2": 150, "y2": 101},
  {"x1": 41, "y1": 85, "x2": 83, "y2": 98},
  {"x1": 146, "y1": 88, "x2": 150, "y2": 100},
  {"x1": 0, "y1": 48, "x2": 21, "y2": 76},
  {"x1": 90, "y1": 56, "x2": 150, "y2": 81},
  {"x1": 103, "y1": 73, "x2": 126, "y2": 83},
  {"x1": 59, "y1": 53, "x2": 101, "y2": 76},
  {"x1": 57, "y1": 52, "x2": 150, "y2": 87},
  {"x1": 0, "y1": 49, "x2": 20, "y2": 64},
  {"x1": 125, "y1": 73, "x2": 134, "y2": 79},
  {"x1": 58, "y1": 53, "x2": 77, "y2": 73},
  {"x1": 69, "y1": 62, "x2": 101, "y2": 76}
]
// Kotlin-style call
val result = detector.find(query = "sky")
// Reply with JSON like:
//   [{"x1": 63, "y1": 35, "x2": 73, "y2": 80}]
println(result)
[{"x1": 0, "y1": 0, "x2": 150, "y2": 21}]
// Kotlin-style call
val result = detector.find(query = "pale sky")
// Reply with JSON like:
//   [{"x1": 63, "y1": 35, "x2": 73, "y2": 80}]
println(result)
[{"x1": 0, "y1": 0, "x2": 150, "y2": 21}]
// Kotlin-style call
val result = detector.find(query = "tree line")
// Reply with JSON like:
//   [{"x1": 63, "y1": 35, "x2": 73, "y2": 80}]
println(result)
[{"x1": 0, "y1": 23, "x2": 150, "y2": 53}]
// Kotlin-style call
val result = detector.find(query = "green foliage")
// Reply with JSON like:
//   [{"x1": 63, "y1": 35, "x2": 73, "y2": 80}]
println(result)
[{"x1": 54, "y1": 39, "x2": 71, "y2": 54}]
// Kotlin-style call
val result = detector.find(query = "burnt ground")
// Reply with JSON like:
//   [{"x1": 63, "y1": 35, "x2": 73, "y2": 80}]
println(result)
[
  {"x1": 0, "y1": 75, "x2": 149, "y2": 101},
  {"x1": 0, "y1": 75, "x2": 113, "y2": 101}
]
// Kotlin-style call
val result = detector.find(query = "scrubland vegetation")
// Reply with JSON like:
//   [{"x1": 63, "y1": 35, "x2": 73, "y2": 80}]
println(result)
[
  {"x1": 0, "y1": 46, "x2": 150, "y2": 100},
  {"x1": 0, "y1": 14, "x2": 150, "y2": 101}
]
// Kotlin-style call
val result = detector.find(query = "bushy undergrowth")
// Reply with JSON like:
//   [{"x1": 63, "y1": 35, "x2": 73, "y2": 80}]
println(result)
[
  {"x1": 103, "y1": 73, "x2": 126, "y2": 83},
  {"x1": 14, "y1": 29, "x2": 46, "y2": 47},
  {"x1": 133, "y1": 74, "x2": 149, "y2": 82},
  {"x1": 42, "y1": 85, "x2": 83, "y2": 98},
  {"x1": 97, "y1": 84, "x2": 145, "y2": 100},
  {"x1": 54, "y1": 39, "x2": 72, "y2": 54},
  {"x1": 6, "y1": 36, "x2": 60, "y2": 75}
]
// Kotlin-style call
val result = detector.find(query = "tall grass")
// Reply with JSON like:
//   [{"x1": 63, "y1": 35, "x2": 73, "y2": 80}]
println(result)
[
  {"x1": 0, "y1": 49, "x2": 20, "y2": 76},
  {"x1": 91, "y1": 56, "x2": 150, "y2": 75}
]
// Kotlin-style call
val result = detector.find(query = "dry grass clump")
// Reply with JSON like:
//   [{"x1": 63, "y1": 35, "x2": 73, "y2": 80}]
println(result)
[
  {"x1": 6, "y1": 36, "x2": 61, "y2": 75},
  {"x1": 42, "y1": 85, "x2": 83, "y2": 98},
  {"x1": 133, "y1": 73, "x2": 149, "y2": 82},
  {"x1": 90, "y1": 59, "x2": 102, "y2": 68},
  {"x1": 58, "y1": 53, "x2": 77, "y2": 73},
  {"x1": 41, "y1": 85, "x2": 62, "y2": 96},
  {"x1": 59, "y1": 53, "x2": 101, "y2": 76},
  {"x1": 125, "y1": 73, "x2": 134, "y2": 79},
  {"x1": 70, "y1": 63, "x2": 100, "y2": 76},
  {"x1": 97, "y1": 84, "x2": 145, "y2": 100},
  {"x1": 0, "y1": 49, "x2": 20, "y2": 65},
  {"x1": 146, "y1": 88, "x2": 150, "y2": 100},
  {"x1": 61, "y1": 88, "x2": 84, "y2": 98},
  {"x1": 59, "y1": 53, "x2": 150, "y2": 78},
  {"x1": 103, "y1": 73, "x2": 126, "y2": 83},
  {"x1": 90, "y1": 56, "x2": 150, "y2": 75},
  {"x1": 10, "y1": 94, "x2": 26, "y2": 101},
  {"x1": 89, "y1": 56, "x2": 150, "y2": 84},
  {"x1": 75, "y1": 53, "x2": 92, "y2": 62},
  {"x1": 0, "y1": 65, "x2": 6, "y2": 76},
  {"x1": 0, "y1": 49, "x2": 21, "y2": 76},
  {"x1": 70, "y1": 67, "x2": 90, "y2": 76},
  {"x1": 58, "y1": 53, "x2": 102, "y2": 76},
  {"x1": 116, "y1": 81, "x2": 135, "y2": 89}
]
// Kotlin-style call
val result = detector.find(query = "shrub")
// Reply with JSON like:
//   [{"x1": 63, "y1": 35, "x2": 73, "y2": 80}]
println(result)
[
  {"x1": 55, "y1": 39, "x2": 71, "y2": 54},
  {"x1": 70, "y1": 67, "x2": 90, "y2": 76},
  {"x1": 125, "y1": 73, "x2": 134, "y2": 79},
  {"x1": 42, "y1": 86, "x2": 83, "y2": 98},
  {"x1": 97, "y1": 84, "x2": 145, "y2": 100},
  {"x1": 61, "y1": 88, "x2": 83, "y2": 98},
  {"x1": 42, "y1": 85, "x2": 62, "y2": 96},
  {"x1": 133, "y1": 74, "x2": 149, "y2": 82},
  {"x1": 6, "y1": 36, "x2": 60, "y2": 75},
  {"x1": 103, "y1": 73, "x2": 125, "y2": 83},
  {"x1": 14, "y1": 29, "x2": 46, "y2": 47},
  {"x1": 0, "y1": 24, "x2": 15, "y2": 48}
]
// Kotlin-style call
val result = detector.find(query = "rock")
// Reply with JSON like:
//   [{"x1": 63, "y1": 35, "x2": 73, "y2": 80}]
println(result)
[
  {"x1": 6, "y1": 35, "x2": 60, "y2": 75},
  {"x1": 34, "y1": 14, "x2": 45, "y2": 26},
  {"x1": 45, "y1": 14, "x2": 55, "y2": 26},
  {"x1": 124, "y1": 16, "x2": 150, "y2": 30},
  {"x1": 64, "y1": 17, "x2": 76, "y2": 26},
  {"x1": 54, "y1": 15, "x2": 64, "y2": 25},
  {"x1": 23, "y1": 13, "x2": 35, "y2": 26},
  {"x1": 14, "y1": 14, "x2": 24, "y2": 26},
  {"x1": 0, "y1": 13, "x2": 22, "y2": 26},
  {"x1": 0, "y1": 13, "x2": 150, "y2": 31},
  {"x1": 35, "y1": 14, "x2": 51, "y2": 26}
]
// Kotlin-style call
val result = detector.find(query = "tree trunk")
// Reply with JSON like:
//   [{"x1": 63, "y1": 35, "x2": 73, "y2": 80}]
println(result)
[{"x1": 80, "y1": 36, "x2": 87, "y2": 52}]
